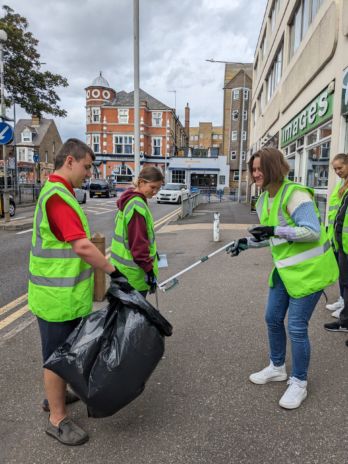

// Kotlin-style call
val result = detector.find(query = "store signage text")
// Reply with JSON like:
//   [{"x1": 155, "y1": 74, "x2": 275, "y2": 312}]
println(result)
[{"x1": 281, "y1": 89, "x2": 333, "y2": 147}]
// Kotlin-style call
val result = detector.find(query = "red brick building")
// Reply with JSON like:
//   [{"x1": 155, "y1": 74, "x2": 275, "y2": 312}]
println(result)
[{"x1": 85, "y1": 73, "x2": 188, "y2": 186}]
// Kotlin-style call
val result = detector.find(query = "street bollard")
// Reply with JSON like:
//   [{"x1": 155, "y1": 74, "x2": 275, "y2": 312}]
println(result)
[
  {"x1": 91, "y1": 233, "x2": 106, "y2": 301},
  {"x1": 213, "y1": 212, "x2": 220, "y2": 242}
]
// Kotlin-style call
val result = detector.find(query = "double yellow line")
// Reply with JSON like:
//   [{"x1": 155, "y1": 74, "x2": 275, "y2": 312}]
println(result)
[{"x1": 0, "y1": 207, "x2": 181, "y2": 333}]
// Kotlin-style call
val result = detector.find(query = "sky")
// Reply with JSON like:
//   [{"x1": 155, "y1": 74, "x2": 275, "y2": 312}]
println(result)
[{"x1": 2, "y1": 0, "x2": 268, "y2": 141}]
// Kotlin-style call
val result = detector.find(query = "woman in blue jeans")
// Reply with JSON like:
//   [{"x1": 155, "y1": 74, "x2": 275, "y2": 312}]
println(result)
[{"x1": 227, "y1": 148, "x2": 338, "y2": 409}]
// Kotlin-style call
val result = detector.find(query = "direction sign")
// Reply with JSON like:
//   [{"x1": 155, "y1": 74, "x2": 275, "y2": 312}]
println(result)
[{"x1": 0, "y1": 122, "x2": 14, "y2": 145}]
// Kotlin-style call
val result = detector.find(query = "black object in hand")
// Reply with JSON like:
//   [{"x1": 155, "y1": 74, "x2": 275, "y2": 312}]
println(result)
[
  {"x1": 248, "y1": 226, "x2": 274, "y2": 241},
  {"x1": 226, "y1": 238, "x2": 248, "y2": 257},
  {"x1": 146, "y1": 269, "x2": 157, "y2": 294}
]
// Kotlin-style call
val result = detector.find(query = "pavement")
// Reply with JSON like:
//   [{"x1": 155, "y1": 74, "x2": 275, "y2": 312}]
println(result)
[{"x1": 1, "y1": 200, "x2": 347, "y2": 464}]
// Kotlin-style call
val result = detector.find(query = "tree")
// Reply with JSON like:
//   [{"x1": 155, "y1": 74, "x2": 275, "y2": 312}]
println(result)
[{"x1": 0, "y1": 5, "x2": 68, "y2": 117}]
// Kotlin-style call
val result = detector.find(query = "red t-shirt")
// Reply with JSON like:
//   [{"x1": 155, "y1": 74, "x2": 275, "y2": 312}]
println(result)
[{"x1": 45, "y1": 175, "x2": 87, "y2": 242}]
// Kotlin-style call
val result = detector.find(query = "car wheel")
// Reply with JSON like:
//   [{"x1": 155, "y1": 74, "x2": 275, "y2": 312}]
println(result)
[{"x1": 9, "y1": 201, "x2": 16, "y2": 217}]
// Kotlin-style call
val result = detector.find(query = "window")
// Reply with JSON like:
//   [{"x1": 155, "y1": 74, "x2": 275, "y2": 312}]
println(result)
[
  {"x1": 241, "y1": 151, "x2": 246, "y2": 161},
  {"x1": 152, "y1": 112, "x2": 162, "y2": 127},
  {"x1": 86, "y1": 107, "x2": 91, "y2": 124},
  {"x1": 269, "y1": 0, "x2": 281, "y2": 32},
  {"x1": 243, "y1": 89, "x2": 249, "y2": 100},
  {"x1": 231, "y1": 151, "x2": 237, "y2": 160},
  {"x1": 290, "y1": 0, "x2": 324, "y2": 58},
  {"x1": 243, "y1": 111, "x2": 248, "y2": 120},
  {"x1": 233, "y1": 171, "x2": 240, "y2": 181},
  {"x1": 152, "y1": 137, "x2": 162, "y2": 156},
  {"x1": 266, "y1": 44, "x2": 283, "y2": 102},
  {"x1": 92, "y1": 134, "x2": 100, "y2": 153},
  {"x1": 306, "y1": 141, "x2": 330, "y2": 188},
  {"x1": 260, "y1": 29, "x2": 267, "y2": 60},
  {"x1": 231, "y1": 131, "x2": 238, "y2": 141},
  {"x1": 233, "y1": 89, "x2": 240, "y2": 100},
  {"x1": 118, "y1": 109, "x2": 129, "y2": 124},
  {"x1": 114, "y1": 135, "x2": 133, "y2": 154},
  {"x1": 232, "y1": 110, "x2": 239, "y2": 120},
  {"x1": 213, "y1": 134, "x2": 218, "y2": 140},
  {"x1": 242, "y1": 131, "x2": 247, "y2": 141},
  {"x1": 258, "y1": 88, "x2": 264, "y2": 115},
  {"x1": 219, "y1": 134, "x2": 223, "y2": 140},
  {"x1": 17, "y1": 147, "x2": 26, "y2": 161},
  {"x1": 92, "y1": 107, "x2": 100, "y2": 123},
  {"x1": 219, "y1": 175, "x2": 226, "y2": 184},
  {"x1": 113, "y1": 165, "x2": 133, "y2": 183},
  {"x1": 21, "y1": 129, "x2": 32, "y2": 143},
  {"x1": 172, "y1": 169, "x2": 185, "y2": 183}
]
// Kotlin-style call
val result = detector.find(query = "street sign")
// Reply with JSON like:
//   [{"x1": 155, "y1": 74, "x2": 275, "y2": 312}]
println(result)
[
  {"x1": 0, "y1": 122, "x2": 14, "y2": 145},
  {"x1": 33, "y1": 153, "x2": 40, "y2": 163}
]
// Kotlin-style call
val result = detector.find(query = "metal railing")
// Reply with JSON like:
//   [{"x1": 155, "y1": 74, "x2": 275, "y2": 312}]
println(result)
[{"x1": 179, "y1": 192, "x2": 202, "y2": 218}]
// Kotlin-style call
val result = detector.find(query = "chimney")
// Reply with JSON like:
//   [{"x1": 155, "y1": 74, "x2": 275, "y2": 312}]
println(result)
[
  {"x1": 185, "y1": 103, "x2": 190, "y2": 144},
  {"x1": 32, "y1": 115, "x2": 41, "y2": 127}
]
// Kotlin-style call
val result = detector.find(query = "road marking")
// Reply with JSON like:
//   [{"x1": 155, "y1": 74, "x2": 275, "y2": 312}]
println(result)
[
  {"x1": 8, "y1": 215, "x2": 27, "y2": 222},
  {"x1": 94, "y1": 210, "x2": 117, "y2": 215},
  {"x1": 0, "y1": 293, "x2": 28, "y2": 316},
  {"x1": 16, "y1": 228, "x2": 33, "y2": 235},
  {"x1": 0, "y1": 305, "x2": 29, "y2": 330},
  {"x1": 0, "y1": 315, "x2": 35, "y2": 347},
  {"x1": 154, "y1": 208, "x2": 181, "y2": 229}
]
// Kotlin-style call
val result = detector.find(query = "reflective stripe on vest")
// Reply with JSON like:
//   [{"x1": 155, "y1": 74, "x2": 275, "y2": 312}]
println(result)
[
  {"x1": 275, "y1": 240, "x2": 331, "y2": 269},
  {"x1": 329, "y1": 205, "x2": 339, "y2": 211},
  {"x1": 110, "y1": 251, "x2": 138, "y2": 268},
  {"x1": 29, "y1": 268, "x2": 93, "y2": 287}
]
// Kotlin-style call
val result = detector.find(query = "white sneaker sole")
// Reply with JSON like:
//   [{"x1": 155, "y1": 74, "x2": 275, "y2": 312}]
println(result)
[
  {"x1": 279, "y1": 390, "x2": 307, "y2": 409},
  {"x1": 249, "y1": 372, "x2": 287, "y2": 385}
]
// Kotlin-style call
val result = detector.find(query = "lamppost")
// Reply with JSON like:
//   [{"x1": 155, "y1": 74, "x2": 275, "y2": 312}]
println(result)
[
  {"x1": 133, "y1": 0, "x2": 140, "y2": 178},
  {"x1": 0, "y1": 29, "x2": 10, "y2": 222},
  {"x1": 205, "y1": 59, "x2": 249, "y2": 202}
]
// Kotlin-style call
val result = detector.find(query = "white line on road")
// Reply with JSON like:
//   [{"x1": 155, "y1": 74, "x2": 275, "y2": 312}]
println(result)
[{"x1": 16, "y1": 228, "x2": 33, "y2": 235}]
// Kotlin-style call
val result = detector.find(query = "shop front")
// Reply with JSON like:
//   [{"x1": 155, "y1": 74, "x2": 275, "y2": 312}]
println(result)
[{"x1": 281, "y1": 87, "x2": 333, "y2": 220}]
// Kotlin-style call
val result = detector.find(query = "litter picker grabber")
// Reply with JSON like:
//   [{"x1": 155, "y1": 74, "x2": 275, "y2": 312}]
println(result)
[{"x1": 158, "y1": 239, "x2": 236, "y2": 292}]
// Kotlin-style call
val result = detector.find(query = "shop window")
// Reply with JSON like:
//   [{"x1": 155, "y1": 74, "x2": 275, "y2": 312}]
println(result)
[
  {"x1": 287, "y1": 154, "x2": 296, "y2": 181},
  {"x1": 113, "y1": 165, "x2": 133, "y2": 183},
  {"x1": 172, "y1": 169, "x2": 185, "y2": 183},
  {"x1": 319, "y1": 122, "x2": 332, "y2": 140},
  {"x1": 219, "y1": 175, "x2": 226, "y2": 184},
  {"x1": 306, "y1": 140, "x2": 331, "y2": 188},
  {"x1": 297, "y1": 137, "x2": 304, "y2": 148},
  {"x1": 306, "y1": 130, "x2": 318, "y2": 146}
]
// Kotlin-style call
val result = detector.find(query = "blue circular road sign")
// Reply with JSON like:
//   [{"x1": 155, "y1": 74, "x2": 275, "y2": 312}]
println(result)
[{"x1": 0, "y1": 122, "x2": 14, "y2": 145}]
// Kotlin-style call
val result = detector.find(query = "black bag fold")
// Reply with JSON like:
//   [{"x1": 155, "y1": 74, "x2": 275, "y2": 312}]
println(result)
[{"x1": 44, "y1": 278, "x2": 173, "y2": 418}]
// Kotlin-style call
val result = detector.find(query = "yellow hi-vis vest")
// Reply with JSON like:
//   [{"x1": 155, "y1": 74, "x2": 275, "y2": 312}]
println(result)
[
  {"x1": 110, "y1": 195, "x2": 158, "y2": 291},
  {"x1": 256, "y1": 180, "x2": 338, "y2": 298},
  {"x1": 332, "y1": 189, "x2": 348, "y2": 254},
  {"x1": 28, "y1": 180, "x2": 94, "y2": 322},
  {"x1": 327, "y1": 180, "x2": 343, "y2": 241}
]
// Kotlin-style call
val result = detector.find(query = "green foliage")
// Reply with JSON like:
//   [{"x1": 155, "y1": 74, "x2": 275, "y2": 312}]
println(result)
[{"x1": 0, "y1": 5, "x2": 68, "y2": 117}]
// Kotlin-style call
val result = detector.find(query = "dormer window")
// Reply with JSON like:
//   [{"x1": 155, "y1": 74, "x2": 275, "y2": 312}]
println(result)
[{"x1": 22, "y1": 128, "x2": 32, "y2": 143}]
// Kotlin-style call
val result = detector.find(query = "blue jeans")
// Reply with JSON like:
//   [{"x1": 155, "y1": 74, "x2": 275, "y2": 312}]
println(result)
[{"x1": 265, "y1": 270, "x2": 322, "y2": 381}]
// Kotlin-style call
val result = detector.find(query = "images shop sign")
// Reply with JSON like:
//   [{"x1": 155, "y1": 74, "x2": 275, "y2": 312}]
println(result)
[{"x1": 281, "y1": 89, "x2": 333, "y2": 147}]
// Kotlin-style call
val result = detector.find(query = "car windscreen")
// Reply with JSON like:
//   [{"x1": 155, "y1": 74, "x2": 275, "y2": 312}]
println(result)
[{"x1": 162, "y1": 184, "x2": 183, "y2": 190}]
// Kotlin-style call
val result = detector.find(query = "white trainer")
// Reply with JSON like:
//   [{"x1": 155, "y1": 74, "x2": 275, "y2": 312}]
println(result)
[
  {"x1": 332, "y1": 307, "x2": 343, "y2": 319},
  {"x1": 326, "y1": 296, "x2": 344, "y2": 312},
  {"x1": 279, "y1": 377, "x2": 307, "y2": 409},
  {"x1": 249, "y1": 361, "x2": 287, "y2": 385}
]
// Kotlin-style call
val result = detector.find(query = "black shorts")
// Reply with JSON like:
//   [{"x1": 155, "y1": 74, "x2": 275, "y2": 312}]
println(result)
[{"x1": 37, "y1": 316, "x2": 81, "y2": 363}]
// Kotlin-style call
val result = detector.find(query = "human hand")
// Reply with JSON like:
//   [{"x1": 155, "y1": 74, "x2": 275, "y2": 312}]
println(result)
[
  {"x1": 248, "y1": 226, "x2": 274, "y2": 241},
  {"x1": 226, "y1": 238, "x2": 248, "y2": 257},
  {"x1": 146, "y1": 269, "x2": 157, "y2": 294}
]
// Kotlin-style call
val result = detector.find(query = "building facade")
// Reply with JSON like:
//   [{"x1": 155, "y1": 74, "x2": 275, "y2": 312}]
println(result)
[
  {"x1": 0, "y1": 116, "x2": 62, "y2": 184},
  {"x1": 85, "y1": 73, "x2": 187, "y2": 186},
  {"x1": 223, "y1": 63, "x2": 253, "y2": 193},
  {"x1": 250, "y1": 0, "x2": 348, "y2": 219},
  {"x1": 189, "y1": 122, "x2": 223, "y2": 152}
]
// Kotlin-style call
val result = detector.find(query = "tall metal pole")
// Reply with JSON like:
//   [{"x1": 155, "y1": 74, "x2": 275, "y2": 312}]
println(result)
[
  {"x1": 133, "y1": 0, "x2": 140, "y2": 177},
  {"x1": 0, "y1": 30, "x2": 10, "y2": 222},
  {"x1": 237, "y1": 70, "x2": 246, "y2": 203}
]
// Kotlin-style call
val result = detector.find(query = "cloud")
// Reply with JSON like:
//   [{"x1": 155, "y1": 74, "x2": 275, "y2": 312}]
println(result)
[{"x1": 3, "y1": 0, "x2": 267, "y2": 140}]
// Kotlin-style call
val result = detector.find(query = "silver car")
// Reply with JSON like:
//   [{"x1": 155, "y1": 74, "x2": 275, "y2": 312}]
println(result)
[{"x1": 74, "y1": 188, "x2": 87, "y2": 204}]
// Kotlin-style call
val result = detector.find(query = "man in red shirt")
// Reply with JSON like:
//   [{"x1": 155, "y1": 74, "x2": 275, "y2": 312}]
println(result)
[{"x1": 30, "y1": 139, "x2": 117, "y2": 446}]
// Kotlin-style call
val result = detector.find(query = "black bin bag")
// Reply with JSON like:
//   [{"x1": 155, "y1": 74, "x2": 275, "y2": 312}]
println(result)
[{"x1": 44, "y1": 278, "x2": 173, "y2": 418}]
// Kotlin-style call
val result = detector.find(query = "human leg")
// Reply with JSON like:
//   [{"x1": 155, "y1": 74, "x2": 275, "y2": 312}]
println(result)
[
  {"x1": 249, "y1": 271, "x2": 289, "y2": 384},
  {"x1": 324, "y1": 250, "x2": 348, "y2": 331}
]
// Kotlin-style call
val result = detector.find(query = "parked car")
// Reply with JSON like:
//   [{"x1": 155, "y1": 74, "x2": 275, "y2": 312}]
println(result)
[
  {"x1": 81, "y1": 179, "x2": 90, "y2": 190},
  {"x1": 74, "y1": 188, "x2": 87, "y2": 204},
  {"x1": 89, "y1": 179, "x2": 117, "y2": 198},
  {"x1": 156, "y1": 183, "x2": 189, "y2": 204},
  {"x1": 0, "y1": 193, "x2": 16, "y2": 217}
]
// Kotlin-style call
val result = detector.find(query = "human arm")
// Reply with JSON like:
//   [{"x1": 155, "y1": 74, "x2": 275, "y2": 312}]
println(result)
[{"x1": 71, "y1": 238, "x2": 115, "y2": 274}]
